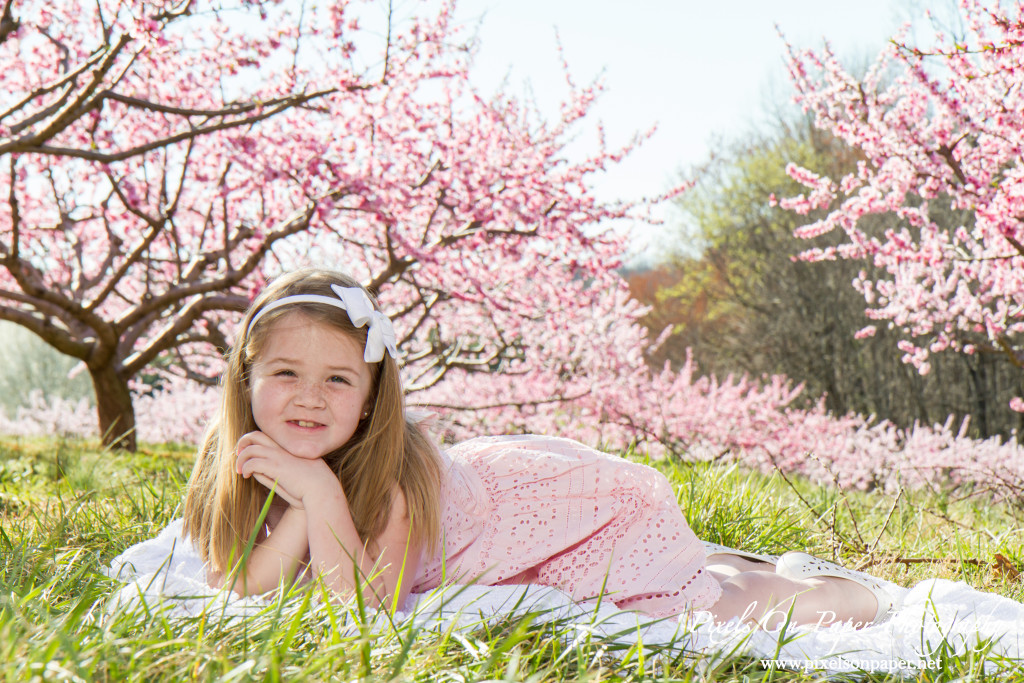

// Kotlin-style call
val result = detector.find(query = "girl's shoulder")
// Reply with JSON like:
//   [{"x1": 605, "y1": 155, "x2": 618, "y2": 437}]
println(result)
[{"x1": 446, "y1": 434, "x2": 607, "y2": 460}]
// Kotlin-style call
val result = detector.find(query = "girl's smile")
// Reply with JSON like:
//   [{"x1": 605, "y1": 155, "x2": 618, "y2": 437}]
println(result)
[{"x1": 249, "y1": 312, "x2": 373, "y2": 459}]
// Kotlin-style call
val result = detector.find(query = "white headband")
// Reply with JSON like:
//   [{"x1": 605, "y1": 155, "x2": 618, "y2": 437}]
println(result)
[{"x1": 246, "y1": 284, "x2": 398, "y2": 363}]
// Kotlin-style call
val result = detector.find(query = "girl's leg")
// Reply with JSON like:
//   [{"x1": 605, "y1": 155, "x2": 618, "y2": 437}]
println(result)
[
  {"x1": 709, "y1": 570, "x2": 878, "y2": 629},
  {"x1": 706, "y1": 553, "x2": 774, "y2": 579}
]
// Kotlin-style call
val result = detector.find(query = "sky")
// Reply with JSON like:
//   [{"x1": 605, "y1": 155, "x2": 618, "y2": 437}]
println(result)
[{"x1": 452, "y1": 0, "x2": 916, "y2": 260}]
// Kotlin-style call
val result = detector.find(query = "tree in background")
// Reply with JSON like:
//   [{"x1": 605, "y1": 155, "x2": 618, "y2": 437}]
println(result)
[
  {"x1": 636, "y1": 117, "x2": 1023, "y2": 440},
  {"x1": 0, "y1": 0, "x2": 666, "y2": 449},
  {"x1": 780, "y1": 0, "x2": 1024, "y2": 415},
  {"x1": 8, "y1": 0, "x2": 1024, "y2": 502},
  {"x1": 0, "y1": 321, "x2": 92, "y2": 413},
  {"x1": 646, "y1": 122, "x2": 904, "y2": 411}
]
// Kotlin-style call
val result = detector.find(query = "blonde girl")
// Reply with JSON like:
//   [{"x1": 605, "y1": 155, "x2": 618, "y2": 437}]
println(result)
[
  {"x1": 183, "y1": 268, "x2": 894, "y2": 628},
  {"x1": 183, "y1": 269, "x2": 441, "y2": 606}
]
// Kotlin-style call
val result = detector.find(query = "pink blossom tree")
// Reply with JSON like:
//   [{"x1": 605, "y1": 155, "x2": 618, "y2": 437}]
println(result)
[
  {"x1": 0, "y1": 0, "x2": 667, "y2": 449},
  {"x1": 778, "y1": 0, "x2": 1024, "y2": 410}
]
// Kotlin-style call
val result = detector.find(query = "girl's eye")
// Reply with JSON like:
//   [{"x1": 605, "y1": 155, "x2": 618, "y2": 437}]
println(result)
[
  {"x1": 329, "y1": 375, "x2": 351, "y2": 385},
  {"x1": 274, "y1": 370, "x2": 296, "y2": 377}
]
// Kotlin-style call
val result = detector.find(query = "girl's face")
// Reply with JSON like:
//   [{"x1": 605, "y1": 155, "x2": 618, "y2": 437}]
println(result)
[{"x1": 249, "y1": 312, "x2": 373, "y2": 460}]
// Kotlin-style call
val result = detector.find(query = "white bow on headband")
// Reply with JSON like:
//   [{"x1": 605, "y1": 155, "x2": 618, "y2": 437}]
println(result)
[{"x1": 246, "y1": 285, "x2": 398, "y2": 363}]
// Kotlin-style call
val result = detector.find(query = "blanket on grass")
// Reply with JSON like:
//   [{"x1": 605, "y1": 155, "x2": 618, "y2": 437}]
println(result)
[{"x1": 105, "y1": 519, "x2": 1024, "y2": 676}]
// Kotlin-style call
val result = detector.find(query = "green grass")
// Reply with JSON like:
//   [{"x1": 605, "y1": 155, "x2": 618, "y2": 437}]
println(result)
[{"x1": 2, "y1": 436, "x2": 1023, "y2": 681}]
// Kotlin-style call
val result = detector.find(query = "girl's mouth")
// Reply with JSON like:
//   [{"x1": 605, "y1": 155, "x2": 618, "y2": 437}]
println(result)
[{"x1": 291, "y1": 420, "x2": 322, "y2": 428}]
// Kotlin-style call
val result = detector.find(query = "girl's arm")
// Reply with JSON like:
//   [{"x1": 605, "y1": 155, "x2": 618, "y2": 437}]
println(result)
[
  {"x1": 367, "y1": 485, "x2": 422, "y2": 610},
  {"x1": 305, "y1": 479, "x2": 422, "y2": 610},
  {"x1": 235, "y1": 431, "x2": 420, "y2": 607},
  {"x1": 212, "y1": 505, "x2": 310, "y2": 596}
]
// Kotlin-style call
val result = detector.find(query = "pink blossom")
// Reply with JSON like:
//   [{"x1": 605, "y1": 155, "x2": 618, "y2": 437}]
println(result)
[{"x1": 780, "y1": 0, "x2": 1024, "y2": 389}]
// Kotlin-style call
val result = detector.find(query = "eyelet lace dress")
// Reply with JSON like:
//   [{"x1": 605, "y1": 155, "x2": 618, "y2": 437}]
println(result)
[{"x1": 412, "y1": 435, "x2": 722, "y2": 617}]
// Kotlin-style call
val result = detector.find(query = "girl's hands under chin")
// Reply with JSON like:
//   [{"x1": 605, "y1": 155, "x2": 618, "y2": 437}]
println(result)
[{"x1": 235, "y1": 431, "x2": 337, "y2": 510}]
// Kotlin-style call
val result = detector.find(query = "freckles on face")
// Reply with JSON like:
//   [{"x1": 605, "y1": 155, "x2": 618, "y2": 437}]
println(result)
[{"x1": 248, "y1": 312, "x2": 374, "y2": 459}]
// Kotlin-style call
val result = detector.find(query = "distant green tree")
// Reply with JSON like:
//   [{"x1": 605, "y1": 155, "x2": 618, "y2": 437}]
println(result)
[
  {"x1": 641, "y1": 119, "x2": 1023, "y2": 439},
  {"x1": 0, "y1": 322, "x2": 94, "y2": 414}
]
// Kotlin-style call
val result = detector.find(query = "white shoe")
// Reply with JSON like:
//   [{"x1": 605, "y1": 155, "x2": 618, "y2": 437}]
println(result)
[
  {"x1": 703, "y1": 541, "x2": 778, "y2": 565},
  {"x1": 775, "y1": 551, "x2": 895, "y2": 624}
]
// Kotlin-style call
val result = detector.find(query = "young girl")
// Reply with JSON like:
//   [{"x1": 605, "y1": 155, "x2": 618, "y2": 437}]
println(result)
[{"x1": 183, "y1": 268, "x2": 894, "y2": 628}]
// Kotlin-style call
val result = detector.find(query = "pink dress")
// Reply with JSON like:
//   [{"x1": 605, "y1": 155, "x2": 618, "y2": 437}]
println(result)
[{"x1": 412, "y1": 435, "x2": 722, "y2": 617}]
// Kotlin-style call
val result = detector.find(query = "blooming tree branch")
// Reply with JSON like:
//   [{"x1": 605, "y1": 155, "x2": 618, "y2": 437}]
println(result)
[
  {"x1": 0, "y1": 0, "x2": 675, "y2": 449},
  {"x1": 778, "y1": 0, "x2": 1024, "y2": 413}
]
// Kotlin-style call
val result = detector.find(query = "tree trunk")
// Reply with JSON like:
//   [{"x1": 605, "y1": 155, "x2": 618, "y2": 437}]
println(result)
[{"x1": 89, "y1": 364, "x2": 137, "y2": 451}]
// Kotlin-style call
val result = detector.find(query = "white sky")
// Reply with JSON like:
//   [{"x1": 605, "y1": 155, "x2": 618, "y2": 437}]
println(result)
[{"x1": 455, "y1": 0, "x2": 916, "y2": 260}]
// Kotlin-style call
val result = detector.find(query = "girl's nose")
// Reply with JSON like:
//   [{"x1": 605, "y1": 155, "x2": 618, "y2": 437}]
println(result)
[{"x1": 294, "y1": 380, "x2": 326, "y2": 407}]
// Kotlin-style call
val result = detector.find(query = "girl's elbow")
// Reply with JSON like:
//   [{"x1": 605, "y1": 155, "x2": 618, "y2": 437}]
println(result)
[
  {"x1": 206, "y1": 569, "x2": 228, "y2": 591},
  {"x1": 322, "y1": 573, "x2": 403, "y2": 612},
  {"x1": 210, "y1": 567, "x2": 280, "y2": 598}
]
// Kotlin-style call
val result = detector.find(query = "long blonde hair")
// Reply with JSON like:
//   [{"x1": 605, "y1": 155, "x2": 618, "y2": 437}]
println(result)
[{"x1": 183, "y1": 269, "x2": 442, "y2": 574}]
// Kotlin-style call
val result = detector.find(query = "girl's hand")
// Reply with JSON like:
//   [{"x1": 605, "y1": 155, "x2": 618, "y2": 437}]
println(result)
[{"x1": 236, "y1": 431, "x2": 337, "y2": 510}]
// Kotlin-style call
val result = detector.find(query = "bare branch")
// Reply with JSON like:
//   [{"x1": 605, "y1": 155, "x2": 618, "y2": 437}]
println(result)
[
  {"x1": 0, "y1": 0, "x2": 19, "y2": 44},
  {"x1": 4, "y1": 89, "x2": 335, "y2": 161},
  {"x1": 85, "y1": 173, "x2": 167, "y2": 313},
  {"x1": 995, "y1": 335, "x2": 1024, "y2": 370},
  {"x1": 3, "y1": 166, "x2": 116, "y2": 347},
  {"x1": 99, "y1": 90, "x2": 322, "y2": 119},
  {"x1": 118, "y1": 196, "x2": 325, "y2": 335},
  {"x1": 5, "y1": 154, "x2": 18, "y2": 261},
  {"x1": 0, "y1": 302, "x2": 93, "y2": 359},
  {"x1": 382, "y1": 0, "x2": 393, "y2": 83},
  {"x1": 429, "y1": 219, "x2": 541, "y2": 252},
  {"x1": 404, "y1": 334, "x2": 520, "y2": 392},
  {"x1": 1003, "y1": 229, "x2": 1024, "y2": 258},
  {"x1": 94, "y1": 0, "x2": 111, "y2": 44},
  {"x1": 413, "y1": 159, "x2": 442, "y2": 189},
  {"x1": 936, "y1": 143, "x2": 968, "y2": 186},
  {"x1": 122, "y1": 293, "x2": 248, "y2": 375},
  {"x1": 419, "y1": 193, "x2": 445, "y2": 247},
  {"x1": 151, "y1": 0, "x2": 194, "y2": 23},
  {"x1": 3, "y1": 49, "x2": 104, "y2": 132},
  {"x1": 867, "y1": 487, "x2": 902, "y2": 554},
  {"x1": 82, "y1": 196, "x2": 127, "y2": 291},
  {"x1": 367, "y1": 224, "x2": 413, "y2": 292},
  {"x1": 2, "y1": 34, "x2": 132, "y2": 151},
  {"x1": 394, "y1": 280, "x2": 442, "y2": 347},
  {"x1": 172, "y1": 346, "x2": 223, "y2": 386}
]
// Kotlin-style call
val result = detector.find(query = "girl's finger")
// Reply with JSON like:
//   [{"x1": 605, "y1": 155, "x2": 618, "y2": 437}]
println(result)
[
  {"x1": 236, "y1": 446, "x2": 259, "y2": 474},
  {"x1": 236, "y1": 430, "x2": 273, "y2": 455},
  {"x1": 237, "y1": 457, "x2": 257, "y2": 478},
  {"x1": 238, "y1": 454, "x2": 275, "y2": 479},
  {"x1": 236, "y1": 442, "x2": 277, "y2": 473},
  {"x1": 252, "y1": 473, "x2": 276, "y2": 490}
]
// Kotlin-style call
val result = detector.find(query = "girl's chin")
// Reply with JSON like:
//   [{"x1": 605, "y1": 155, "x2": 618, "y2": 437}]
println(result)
[
  {"x1": 288, "y1": 448, "x2": 329, "y2": 460},
  {"x1": 271, "y1": 438, "x2": 329, "y2": 460}
]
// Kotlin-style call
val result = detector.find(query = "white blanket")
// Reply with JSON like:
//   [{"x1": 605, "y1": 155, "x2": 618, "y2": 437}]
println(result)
[{"x1": 106, "y1": 519, "x2": 1024, "y2": 675}]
